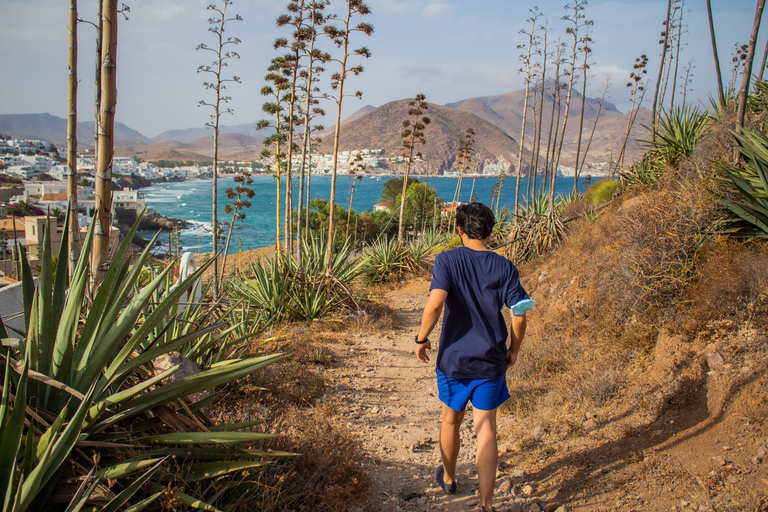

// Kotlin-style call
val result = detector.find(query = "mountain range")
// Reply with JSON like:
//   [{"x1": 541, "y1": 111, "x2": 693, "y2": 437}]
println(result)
[{"x1": 0, "y1": 86, "x2": 650, "y2": 173}]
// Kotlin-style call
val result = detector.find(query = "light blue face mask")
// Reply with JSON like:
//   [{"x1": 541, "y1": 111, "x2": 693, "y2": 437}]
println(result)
[{"x1": 510, "y1": 299, "x2": 535, "y2": 316}]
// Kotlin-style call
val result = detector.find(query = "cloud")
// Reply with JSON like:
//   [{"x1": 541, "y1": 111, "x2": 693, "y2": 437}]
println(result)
[{"x1": 422, "y1": 1, "x2": 454, "y2": 19}]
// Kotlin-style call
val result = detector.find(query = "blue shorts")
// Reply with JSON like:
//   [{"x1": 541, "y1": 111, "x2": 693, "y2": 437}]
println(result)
[{"x1": 436, "y1": 368, "x2": 511, "y2": 412}]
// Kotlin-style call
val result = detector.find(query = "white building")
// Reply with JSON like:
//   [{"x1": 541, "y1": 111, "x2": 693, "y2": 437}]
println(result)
[{"x1": 6, "y1": 165, "x2": 40, "y2": 180}]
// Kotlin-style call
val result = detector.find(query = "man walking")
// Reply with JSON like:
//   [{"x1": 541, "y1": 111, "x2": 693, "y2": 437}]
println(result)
[{"x1": 415, "y1": 202, "x2": 533, "y2": 512}]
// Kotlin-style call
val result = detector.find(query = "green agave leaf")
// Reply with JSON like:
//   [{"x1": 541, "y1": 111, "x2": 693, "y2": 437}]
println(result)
[
  {"x1": 208, "y1": 419, "x2": 264, "y2": 432},
  {"x1": 73, "y1": 220, "x2": 159, "y2": 379},
  {"x1": 719, "y1": 198, "x2": 768, "y2": 235},
  {"x1": 95, "y1": 457, "x2": 165, "y2": 481},
  {"x1": 94, "y1": 354, "x2": 284, "y2": 431},
  {"x1": 37, "y1": 216, "x2": 53, "y2": 382},
  {"x1": 52, "y1": 208, "x2": 70, "y2": 330},
  {"x1": 99, "y1": 458, "x2": 166, "y2": 512},
  {"x1": 0, "y1": 354, "x2": 27, "y2": 503},
  {"x1": 74, "y1": 248, "x2": 173, "y2": 392},
  {"x1": 51, "y1": 262, "x2": 88, "y2": 388},
  {"x1": 147, "y1": 446, "x2": 291, "y2": 460},
  {"x1": 35, "y1": 401, "x2": 66, "y2": 462},
  {"x1": 184, "y1": 460, "x2": 269, "y2": 482},
  {"x1": 121, "y1": 490, "x2": 164, "y2": 512},
  {"x1": 169, "y1": 490, "x2": 222, "y2": 512},
  {"x1": 63, "y1": 465, "x2": 99, "y2": 512},
  {"x1": 35, "y1": 384, "x2": 97, "y2": 500},
  {"x1": 107, "y1": 324, "x2": 220, "y2": 389},
  {"x1": 88, "y1": 365, "x2": 178, "y2": 422},
  {"x1": 142, "y1": 431, "x2": 274, "y2": 445},
  {"x1": 101, "y1": 258, "x2": 214, "y2": 385},
  {"x1": 19, "y1": 243, "x2": 34, "y2": 335}
]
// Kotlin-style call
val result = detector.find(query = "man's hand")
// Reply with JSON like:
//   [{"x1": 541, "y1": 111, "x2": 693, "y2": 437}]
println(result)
[
  {"x1": 416, "y1": 340, "x2": 432, "y2": 363},
  {"x1": 506, "y1": 348, "x2": 518, "y2": 368}
]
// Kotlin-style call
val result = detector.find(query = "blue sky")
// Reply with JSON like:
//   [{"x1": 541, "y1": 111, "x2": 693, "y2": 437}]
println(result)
[{"x1": 0, "y1": 0, "x2": 764, "y2": 138}]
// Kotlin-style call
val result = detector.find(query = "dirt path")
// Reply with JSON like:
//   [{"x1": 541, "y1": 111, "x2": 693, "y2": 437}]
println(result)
[
  {"x1": 324, "y1": 278, "x2": 559, "y2": 512},
  {"x1": 318, "y1": 275, "x2": 768, "y2": 512}
]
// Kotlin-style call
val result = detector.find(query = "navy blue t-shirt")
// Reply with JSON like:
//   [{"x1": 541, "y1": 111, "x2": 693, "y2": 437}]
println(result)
[{"x1": 431, "y1": 246, "x2": 529, "y2": 380}]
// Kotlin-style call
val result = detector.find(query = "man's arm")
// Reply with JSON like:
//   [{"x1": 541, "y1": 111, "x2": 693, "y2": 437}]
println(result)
[
  {"x1": 415, "y1": 288, "x2": 448, "y2": 363},
  {"x1": 506, "y1": 313, "x2": 527, "y2": 368}
]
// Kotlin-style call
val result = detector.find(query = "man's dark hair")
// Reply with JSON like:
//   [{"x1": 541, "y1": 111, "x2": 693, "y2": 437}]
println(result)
[{"x1": 456, "y1": 202, "x2": 495, "y2": 240}]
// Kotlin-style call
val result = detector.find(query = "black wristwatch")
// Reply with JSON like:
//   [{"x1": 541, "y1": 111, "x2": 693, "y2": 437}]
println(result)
[{"x1": 415, "y1": 335, "x2": 429, "y2": 344}]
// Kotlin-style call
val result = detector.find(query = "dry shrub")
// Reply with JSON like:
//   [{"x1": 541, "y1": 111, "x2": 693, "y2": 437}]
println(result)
[
  {"x1": 561, "y1": 199, "x2": 594, "y2": 221},
  {"x1": 264, "y1": 408, "x2": 372, "y2": 511},
  {"x1": 565, "y1": 365, "x2": 624, "y2": 407},
  {"x1": 618, "y1": 322, "x2": 660, "y2": 352},
  {"x1": 608, "y1": 186, "x2": 716, "y2": 317},
  {"x1": 675, "y1": 105, "x2": 737, "y2": 184},
  {"x1": 742, "y1": 376, "x2": 768, "y2": 425},
  {"x1": 504, "y1": 211, "x2": 566, "y2": 264},
  {"x1": 683, "y1": 238, "x2": 768, "y2": 328}
]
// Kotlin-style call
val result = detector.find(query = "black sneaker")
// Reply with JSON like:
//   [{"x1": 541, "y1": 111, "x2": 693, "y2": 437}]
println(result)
[{"x1": 434, "y1": 465, "x2": 457, "y2": 494}]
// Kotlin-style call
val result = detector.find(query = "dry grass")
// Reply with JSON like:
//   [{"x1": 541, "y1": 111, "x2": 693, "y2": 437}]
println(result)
[
  {"x1": 260, "y1": 407, "x2": 373, "y2": 512},
  {"x1": 206, "y1": 298, "x2": 398, "y2": 511},
  {"x1": 497, "y1": 106, "x2": 768, "y2": 469}
]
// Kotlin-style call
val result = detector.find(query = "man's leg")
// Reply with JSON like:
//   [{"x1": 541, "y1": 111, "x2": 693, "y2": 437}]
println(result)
[
  {"x1": 473, "y1": 407, "x2": 498, "y2": 510},
  {"x1": 439, "y1": 403, "x2": 465, "y2": 485}
]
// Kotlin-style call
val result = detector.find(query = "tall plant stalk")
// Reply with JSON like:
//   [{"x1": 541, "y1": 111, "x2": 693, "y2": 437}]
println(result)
[
  {"x1": 296, "y1": 2, "x2": 329, "y2": 262},
  {"x1": 577, "y1": 78, "x2": 609, "y2": 178},
  {"x1": 706, "y1": 0, "x2": 726, "y2": 109},
  {"x1": 651, "y1": 0, "x2": 673, "y2": 143},
  {"x1": 736, "y1": 0, "x2": 766, "y2": 133},
  {"x1": 91, "y1": 0, "x2": 117, "y2": 286},
  {"x1": 555, "y1": 0, "x2": 588, "y2": 200},
  {"x1": 668, "y1": 0, "x2": 685, "y2": 109},
  {"x1": 397, "y1": 94, "x2": 430, "y2": 242},
  {"x1": 258, "y1": 58, "x2": 291, "y2": 259},
  {"x1": 515, "y1": 8, "x2": 539, "y2": 217},
  {"x1": 67, "y1": 0, "x2": 80, "y2": 274},
  {"x1": 573, "y1": 25, "x2": 593, "y2": 192},
  {"x1": 531, "y1": 21, "x2": 550, "y2": 202},
  {"x1": 616, "y1": 55, "x2": 648, "y2": 173},
  {"x1": 451, "y1": 128, "x2": 474, "y2": 234},
  {"x1": 196, "y1": 0, "x2": 242, "y2": 298},
  {"x1": 323, "y1": 0, "x2": 372, "y2": 275}
]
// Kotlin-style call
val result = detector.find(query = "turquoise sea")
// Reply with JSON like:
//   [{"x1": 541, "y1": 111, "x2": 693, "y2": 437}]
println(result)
[{"x1": 141, "y1": 174, "x2": 598, "y2": 253}]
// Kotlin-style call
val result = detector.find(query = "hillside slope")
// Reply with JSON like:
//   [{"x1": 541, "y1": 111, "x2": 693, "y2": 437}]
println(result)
[
  {"x1": 316, "y1": 99, "x2": 523, "y2": 173},
  {"x1": 0, "y1": 113, "x2": 150, "y2": 147}
]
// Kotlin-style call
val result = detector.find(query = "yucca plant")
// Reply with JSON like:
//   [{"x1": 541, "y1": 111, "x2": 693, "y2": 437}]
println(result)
[
  {"x1": 227, "y1": 235, "x2": 362, "y2": 326},
  {"x1": 747, "y1": 78, "x2": 768, "y2": 114},
  {"x1": 642, "y1": 105, "x2": 707, "y2": 169},
  {"x1": 504, "y1": 209, "x2": 566, "y2": 264},
  {"x1": 621, "y1": 160, "x2": 661, "y2": 189},
  {"x1": 517, "y1": 190, "x2": 552, "y2": 218},
  {"x1": 360, "y1": 237, "x2": 419, "y2": 286},
  {"x1": 714, "y1": 128, "x2": 768, "y2": 238},
  {"x1": 0, "y1": 211, "x2": 287, "y2": 511},
  {"x1": 490, "y1": 206, "x2": 514, "y2": 242}
]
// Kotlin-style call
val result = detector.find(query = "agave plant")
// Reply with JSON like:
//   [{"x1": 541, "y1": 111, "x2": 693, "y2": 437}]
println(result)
[
  {"x1": 0, "y1": 212, "x2": 287, "y2": 511},
  {"x1": 517, "y1": 190, "x2": 552, "y2": 218},
  {"x1": 360, "y1": 237, "x2": 419, "y2": 286},
  {"x1": 642, "y1": 105, "x2": 707, "y2": 169},
  {"x1": 227, "y1": 235, "x2": 362, "y2": 326},
  {"x1": 504, "y1": 209, "x2": 566, "y2": 264},
  {"x1": 621, "y1": 160, "x2": 661, "y2": 189},
  {"x1": 714, "y1": 128, "x2": 768, "y2": 238}
]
